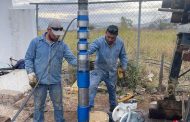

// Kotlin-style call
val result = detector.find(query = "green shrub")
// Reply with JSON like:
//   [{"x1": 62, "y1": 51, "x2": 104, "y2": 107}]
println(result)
[{"x1": 117, "y1": 61, "x2": 143, "y2": 89}]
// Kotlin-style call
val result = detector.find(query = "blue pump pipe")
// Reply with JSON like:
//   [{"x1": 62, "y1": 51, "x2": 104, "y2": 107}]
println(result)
[{"x1": 77, "y1": 0, "x2": 90, "y2": 122}]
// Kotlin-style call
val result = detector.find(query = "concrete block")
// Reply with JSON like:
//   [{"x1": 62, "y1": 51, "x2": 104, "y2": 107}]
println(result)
[
  {"x1": 0, "y1": 105, "x2": 31, "y2": 121},
  {"x1": 0, "y1": 115, "x2": 11, "y2": 122},
  {"x1": 0, "y1": 89, "x2": 23, "y2": 104},
  {"x1": 0, "y1": 69, "x2": 30, "y2": 92}
]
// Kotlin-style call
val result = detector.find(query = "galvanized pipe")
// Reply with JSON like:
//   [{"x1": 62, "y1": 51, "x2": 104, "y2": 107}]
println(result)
[
  {"x1": 36, "y1": 4, "x2": 39, "y2": 35},
  {"x1": 136, "y1": 0, "x2": 142, "y2": 66},
  {"x1": 77, "y1": 0, "x2": 89, "y2": 122},
  {"x1": 30, "y1": 0, "x2": 162, "y2": 5}
]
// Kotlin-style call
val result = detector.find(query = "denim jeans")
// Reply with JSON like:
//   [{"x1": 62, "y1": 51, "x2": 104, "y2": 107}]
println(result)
[
  {"x1": 89, "y1": 70, "x2": 117, "y2": 109},
  {"x1": 33, "y1": 84, "x2": 64, "y2": 122}
]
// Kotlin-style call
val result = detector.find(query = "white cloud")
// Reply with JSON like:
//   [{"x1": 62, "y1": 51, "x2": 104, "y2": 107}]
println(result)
[
  {"x1": 39, "y1": 11, "x2": 75, "y2": 19},
  {"x1": 13, "y1": 0, "x2": 74, "y2": 6},
  {"x1": 12, "y1": 0, "x2": 167, "y2": 25}
]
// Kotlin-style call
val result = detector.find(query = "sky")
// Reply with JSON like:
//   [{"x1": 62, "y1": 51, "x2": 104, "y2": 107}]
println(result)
[
  {"x1": 12, "y1": 0, "x2": 171, "y2": 28},
  {"x1": 13, "y1": 0, "x2": 118, "y2": 5}
]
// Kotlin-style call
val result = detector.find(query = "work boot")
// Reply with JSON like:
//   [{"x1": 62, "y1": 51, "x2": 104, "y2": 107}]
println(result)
[
  {"x1": 107, "y1": 112, "x2": 114, "y2": 122},
  {"x1": 89, "y1": 105, "x2": 94, "y2": 111},
  {"x1": 109, "y1": 105, "x2": 116, "y2": 112},
  {"x1": 108, "y1": 105, "x2": 116, "y2": 122}
]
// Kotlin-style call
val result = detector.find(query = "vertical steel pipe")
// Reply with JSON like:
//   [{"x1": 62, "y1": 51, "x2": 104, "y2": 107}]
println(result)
[
  {"x1": 36, "y1": 4, "x2": 39, "y2": 35},
  {"x1": 77, "y1": 0, "x2": 89, "y2": 122},
  {"x1": 137, "y1": 0, "x2": 142, "y2": 66}
]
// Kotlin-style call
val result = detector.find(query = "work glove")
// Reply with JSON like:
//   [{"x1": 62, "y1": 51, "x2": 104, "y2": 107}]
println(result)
[
  {"x1": 28, "y1": 72, "x2": 38, "y2": 88},
  {"x1": 122, "y1": 69, "x2": 126, "y2": 79},
  {"x1": 118, "y1": 68, "x2": 126, "y2": 79},
  {"x1": 89, "y1": 61, "x2": 95, "y2": 70}
]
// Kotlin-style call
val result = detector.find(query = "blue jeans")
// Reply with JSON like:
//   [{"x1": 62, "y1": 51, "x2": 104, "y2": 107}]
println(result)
[
  {"x1": 89, "y1": 70, "x2": 117, "y2": 109},
  {"x1": 33, "y1": 84, "x2": 64, "y2": 122}
]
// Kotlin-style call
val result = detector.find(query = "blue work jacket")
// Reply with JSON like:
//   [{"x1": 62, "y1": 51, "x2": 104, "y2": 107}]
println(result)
[
  {"x1": 88, "y1": 36, "x2": 128, "y2": 77},
  {"x1": 25, "y1": 33, "x2": 77, "y2": 84}
]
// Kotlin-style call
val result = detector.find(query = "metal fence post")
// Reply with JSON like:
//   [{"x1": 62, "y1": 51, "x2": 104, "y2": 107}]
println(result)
[
  {"x1": 159, "y1": 53, "x2": 164, "y2": 91},
  {"x1": 137, "y1": 0, "x2": 142, "y2": 66},
  {"x1": 36, "y1": 4, "x2": 39, "y2": 35}
]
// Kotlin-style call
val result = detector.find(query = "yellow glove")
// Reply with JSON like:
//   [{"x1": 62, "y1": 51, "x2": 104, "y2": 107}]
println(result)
[
  {"x1": 28, "y1": 72, "x2": 38, "y2": 88},
  {"x1": 118, "y1": 68, "x2": 126, "y2": 78},
  {"x1": 90, "y1": 61, "x2": 95, "y2": 70}
]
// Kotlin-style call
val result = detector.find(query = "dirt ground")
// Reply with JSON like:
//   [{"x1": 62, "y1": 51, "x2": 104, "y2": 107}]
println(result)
[
  {"x1": 43, "y1": 92, "x2": 172, "y2": 122},
  {"x1": 40, "y1": 92, "x2": 173, "y2": 122},
  {"x1": 47, "y1": 93, "x2": 110, "y2": 122},
  {"x1": 15, "y1": 93, "x2": 109, "y2": 122},
  {"x1": 0, "y1": 89, "x2": 173, "y2": 122}
]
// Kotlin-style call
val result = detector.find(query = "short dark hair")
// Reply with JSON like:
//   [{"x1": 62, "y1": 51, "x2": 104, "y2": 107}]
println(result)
[{"x1": 106, "y1": 25, "x2": 118, "y2": 35}]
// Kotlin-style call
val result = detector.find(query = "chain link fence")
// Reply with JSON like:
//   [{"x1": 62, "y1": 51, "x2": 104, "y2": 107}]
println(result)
[
  {"x1": 31, "y1": 0, "x2": 179, "y2": 85},
  {"x1": 33, "y1": 0, "x2": 176, "y2": 61}
]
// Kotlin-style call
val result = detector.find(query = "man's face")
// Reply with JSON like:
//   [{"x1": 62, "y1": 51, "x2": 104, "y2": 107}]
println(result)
[
  {"x1": 105, "y1": 31, "x2": 117, "y2": 45},
  {"x1": 47, "y1": 28, "x2": 60, "y2": 42}
]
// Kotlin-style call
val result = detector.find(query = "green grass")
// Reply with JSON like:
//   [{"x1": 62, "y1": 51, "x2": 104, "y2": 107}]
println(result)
[
  {"x1": 38, "y1": 28, "x2": 177, "y2": 62},
  {"x1": 39, "y1": 28, "x2": 179, "y2": 90},
  {"x1": 140, "y1": 29, "x2": 176, "y2": 61}
]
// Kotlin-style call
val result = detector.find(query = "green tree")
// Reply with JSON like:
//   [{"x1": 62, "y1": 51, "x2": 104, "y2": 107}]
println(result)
[
  {"x1": 120, "y1": 16, "x2": 133, "y2": 29},
  {"x1": 89, "y1": 24, "x2": 95, "y2": 30}
]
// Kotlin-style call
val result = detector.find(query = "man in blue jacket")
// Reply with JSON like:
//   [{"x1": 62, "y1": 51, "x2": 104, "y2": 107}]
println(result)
[
  {"x1": 25, "y1": 19, "x2": 77, "y2": 122},
  {"x1": 88, "y1": 25, "x2": 128, "y2": 113}
]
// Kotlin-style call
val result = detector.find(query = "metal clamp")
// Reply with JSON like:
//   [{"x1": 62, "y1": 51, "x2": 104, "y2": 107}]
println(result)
[{"x1": 78, "y1": 43, "x2": 88, "y2": 50}]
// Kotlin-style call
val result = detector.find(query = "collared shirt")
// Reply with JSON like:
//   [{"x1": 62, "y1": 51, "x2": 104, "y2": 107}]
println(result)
[
  {"x1": 88, "y1": 36, "x2": 128, "y2": 77},
  {"x1": 25, "y1": 33, "x2": 77, "y2": 84}
]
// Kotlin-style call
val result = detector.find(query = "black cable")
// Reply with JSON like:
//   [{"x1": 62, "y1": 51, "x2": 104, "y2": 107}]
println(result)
[
  {"x1": 178, "y1": 68, "x2": 190, "y2": 78},
  {"x1": 61, "y1": 18, "x2": 77, "y2": 41}
]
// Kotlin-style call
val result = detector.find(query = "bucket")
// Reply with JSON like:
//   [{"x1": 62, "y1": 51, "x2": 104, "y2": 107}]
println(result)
[{"x1": 90, "y1": 111, "x2": 109, "y2": 122}]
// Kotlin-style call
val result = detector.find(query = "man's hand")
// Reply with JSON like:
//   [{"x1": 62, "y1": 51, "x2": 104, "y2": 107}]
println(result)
[
  {"x1": 118, "y1": 67, "x2": 126, "y2": 79},
  {"x1": 28, "y1": 72, "x2": 38, "y2": 88},
  {"x1": 90, "y1": 61, "x2": 95, "y2": 70},
  {"x1": 122, "y1": 69, "x2": 126, "y2": 78}
]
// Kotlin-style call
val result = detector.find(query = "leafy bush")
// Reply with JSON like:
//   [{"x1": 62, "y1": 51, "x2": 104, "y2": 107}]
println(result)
[{"x1": 117, "y1": 61, "x2": 143, "y2": 89}]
